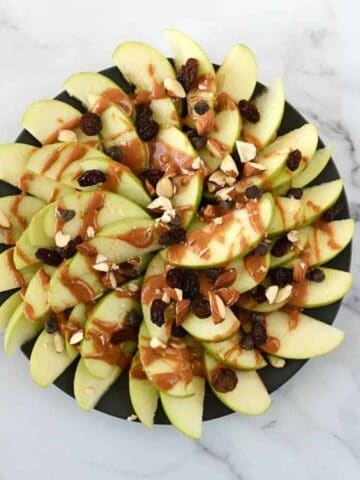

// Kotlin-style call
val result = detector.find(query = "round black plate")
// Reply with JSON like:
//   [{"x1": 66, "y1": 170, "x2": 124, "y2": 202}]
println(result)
[{"x1": 2, "y1": 65, "x2": 351, "y2": 424}]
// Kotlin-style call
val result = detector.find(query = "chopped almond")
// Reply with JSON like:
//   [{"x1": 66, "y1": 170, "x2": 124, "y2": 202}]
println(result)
[
  {"x1": 197, "y1": 109, "x2": 215, "y2": 136},
  {"x1": 209, "y1": 291, "x2": 226, "y2": 324}
]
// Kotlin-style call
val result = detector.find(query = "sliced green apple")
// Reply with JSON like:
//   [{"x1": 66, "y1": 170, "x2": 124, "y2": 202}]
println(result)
[
  {"x1": 291, "y1": 146, "x2": 333, "y2": 189},
  {"x1": 182, "y1": 308, "x2": 240, "y2": 342},
  {"x1": 237, "y1": 292, "x2": 287, "y2": 313},
  {"x1": 150, "y1": 98, "x2": 180, "y2": 127},
  {"x1": 65, "y1": 303, "x2": 88, "y2": 357},
  {"x1": 270, "y1": 227, "x2": 309, "y2": 268},
  {"x1": 4, "y1": 303, "x2": 44, "y2": 356},
  {"x1": 268, "y1": 196, "x2": 304, "y2": 236},
  {"x1": 230, "y1": 252, "x2": 270, "y2": 293},
  {"x1": 172, "y1": 171, "x2": 203, "y2": 228},
  {"x1": 300, "y1": 179, "x2": 343, "y2": 226},
  {"x1": 0, "y1": 291, "x2": 22, "y2": 331},
  {"x1": 0, "y1": 247, "x2": 39, "y2": 292},
  {"x1": 204, "y1": 353, "x2": 271, "y2": 414},
  {"x1": 0, "y1": 143, "x2": 38, "y2": 187},
  {"x1": 13, "y1": 230, "x2": 41, "y2": 270},
  {"x1": 23, "y1": 266, "x2": 55, "y2": 321},
  {"x1": 242, "y1": 77, "x2": 285, "y2": 149}
]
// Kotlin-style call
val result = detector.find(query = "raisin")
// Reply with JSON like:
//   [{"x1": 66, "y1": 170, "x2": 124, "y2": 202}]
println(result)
[
  {"x1": 57, "y1": 235, "x2": 83, "y2": 259},
  {"x1": 127, "y1": 309, "x2": 142, "y2": 328},
  {"x1": 269, "y1": 267, "x2": 293, "y2": 287},
  {"x1": 217, "y1": 198, "x2": 235, "y2": 210},
  {"x1": 77, "y1": 169, "x2": 107, "y2": 187},
  {"x1": 159, "y1": 227, "x2": 186, "y2": 246},
  {"x1": 211, "y1": 367, "x2": 238, "y2": 393},
  {"x1": 110, "y1": 326, "x2": 137, "y2": 345},
  {"x1": 250, "y1": 284, "x2": 267, "y2": 303},
  {"x1": 45, "y1": 315, "x2": 58, "y2": 333},
  {"x1": 170, "y1": 213, "x2": 182, "y2": 227},
  {"x1": 194, "y1": 100, "x2": 209, "y2": 115},
  {"x1": 140, "y1": 168, "x2": 163, "y2": 188},
  {"x1": 240, "y1": 334, "x2": 254, "y2": 350},
  {"x1": 271, "y1": 236, "x2": 293, "y2": 257},
  {"x1": 188, "y1": 129, "x2": 207, "y2": 150},
  {"x1": 191, "y1": 298, "x2": 211, "y2": 318},
  {"x1": 106, "y1": 146, "x2": 123, "y2": 162},
  {"x1": 245, "y1": 185, "x2": 262, "y2": 200},
  {"x1": 117, "y1": 261, "x2": 140, "y2": 279},
  {"x1": 80, "y1": 112, "x2": 102, "y2": 136},
  {"x1": 177, "y1": 58, "x2": 198, "y2": 93},
  {"x1": 181, "y1": 271, "x2": 200, "y2": 301},
  {"x1": 250, "y1": 312, "x2": 265, "y2": 323},
  {"x1": 150, "y1": 299, "x2": 167, "y2": 327},
  {"x1": 251, "y1": 321, "x2": 268, "y2": 345},
  {"x1": 306, "y1": 267, "x2": 325, "y2": 282},
  {"x1": 238, "y1": 99, "x2": 260, "y2": 123},
  {"x1": 135, "y1": 106, "x2": 159, "y2": 141},
  {"x1": 205, "y1": 268, "x2": 222, "y2": 282},
  {"x1": 286, "y1": 187, "x2": 303, "y2": 199},
  {"x1": 171, "y1": 323, "x2": 187, "y2": 338},
  {"x1": 56, "y1": 208, "x2": 75, "y2": 223},
  {"x1": 166, "y1": 268, "x2": 185, "y2": 288},
  {"x1": 253, "y1": 242, "x2": 268, "y2": 256},
  {"x1": 35, "y1": 248, "x2": 63, "y2": 266},
  {"x1": 286, "y1": 149, "x2": 302, "y2": 171},
  {"x1": 322, "y1": 202, "x2": 343, "y2": 222}
]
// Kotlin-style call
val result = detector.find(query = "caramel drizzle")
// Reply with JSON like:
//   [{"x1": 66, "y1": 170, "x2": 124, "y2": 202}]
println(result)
[
  {"x1": 116, "y1": 226, "x2": 155, "y2": 248},
  {"x1": 6, "y1": 249, "x2": 25, "y2": 287},
  {"x1": 43, "y1": 117, "x2": 81, "y2": 145}
]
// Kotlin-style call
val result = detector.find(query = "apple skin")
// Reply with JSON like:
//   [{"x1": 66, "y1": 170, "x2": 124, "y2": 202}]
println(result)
[
  {"x1": 300, "y1": 179, "x2": 343, "y2": 227},
  {"x1": 0, "y1": 291, "x2": 22, "y2": 331},
  {"x1": 4, "y1": 303, "x2": 44, "y2": 356},
  {"x1": 291, "y1": 145, "x2": 333, "y2": 189}
]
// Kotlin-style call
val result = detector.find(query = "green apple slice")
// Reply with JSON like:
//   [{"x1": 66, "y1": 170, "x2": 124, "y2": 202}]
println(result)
[
  {"x1": 289, "y1": 267, "x2": 352, "y2": 308},
  {"x1": 182, "y1": 308, "x2": 240, "y2": 342},
  {"x1": 166, "y1": 194, "x2": 274, "y2": 268},
  {"x1": 260, "y1": 310, "x2": 344, "y2": 359},
  {"x1": 74, "y1": 358, "x2": 120, "y2": 412},
  {"x1": 129, "y1": 352, "x2": 159, "y2": 429},
  {"x1": 300, "y1": 179, "x2": 343, "y2": 226},
  {"x1": 149, "y1": 98, "x2": 180, "y2": 127},
  {"x1": 238, "y1": 293, "x2": 287, "y2": 313},
  {"x1": 216, "y1": 44, "x2": 257, "y2": 102},
  {"x1": 0, "y1": 247, "x2": 39, "y2": 292},
  {"x1": 23, "y1": 266, "x2": 55, "y2": 321},
  {"x1": 0, "y1": 143, "x2": 38, "y2": 186},
  {"x1": 13, "y1": 230, "x2": 41, "y2": 270},
  {"x1": 0, "y1": 291, "x2": 22, "y2": 331},
  {"x1": 203, "y1": 331, "x2": 267, "y2": 370},
  {"x1": 4, "y1": 303, "x2": 44, "y2": 356},
  {"x1": 172, "y1": 172, "x2": 203, "y2": 228},
  {"x1": 0, "y1": 195, "x2": 45, "y2": 244},
  {"x1": 204, "y1": 353, "x2": 271, "y2": 414},
  {"x1": 154, "y1": 125, "x2": 198, "y2": 168},
  {"x1": 160, "y1": 376, "x2": 205, "y2": 439},
  {"x1": 21, "y1": 172, "x2": 74, "y2": 203},
  {"x1": 242, "y1": 77, "x2": 285, "y2": 149},
  {"x1": 291, "y1": 146, "x2": 333, "y2": 189},
  {"x1": 270, "y1": 227, "x2": 309, "y2": 268},
  {"x1": 268, "y1": 196, "x2": 304, "y2": 236},
  {"x1": 228, "y1": 253, "x2": 270, "y2": 293},
  {"x1": 65, "y1": 303, "x2": 88, "y2": 357}
]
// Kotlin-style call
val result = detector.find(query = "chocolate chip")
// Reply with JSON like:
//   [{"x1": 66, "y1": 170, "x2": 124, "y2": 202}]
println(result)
[
  {"x1": 240, "y1": 334, "x2": 254, "y2": 350},
  {"x1": 286, "y1": 149, "x2": 302, "y2": 171},
  {"x1": 250, "y1": 284, "x2": 267, "y2": 303},
  {"x1": 56, "y1": 235, "x2": 83, "y2": 259},
  {"x1": 80, "y1": 112, "x2": 102, "y2": 136},
  {"x1": 253, "y1": 242, "x2": 268, "y2": 256},
  {"x1": 191, "y1": 298, "x2": 211, "y2": 318},
  {"x1": 271, "y1": 236, "x2": 293, "y2": 257},
  {"x1": 251, "y1": 321, "x2": 268, "y2": 345},
  {"x1": 140, "y1": 168, "x2": 163, "y2": 188},
  {"x1": 245, "y1": 185, "x2": 262, "y2": 200},
  {"x1": 56, "y1": 208, "x2": 76, "y2": 223},
  {"x1": 106, "y1": 146, "x2": 123, "y2": 162},
  {"x1": 177, "y1": 58, "x2": 198, "y2": 93},
  {"x1": 238, "y1": 99, "x2": 260, "y2": 123},
  {"x1": 110, "y1": 326, "x2": 137, "y2": 345},
  {"x1": 250, "y1": 312, "x2": 265, "y2": 323},
  {"x1": 211, "y1": 367, "x2": 238, "y2": 393},
  {"x1": 322, "y1": 202, "x2": 343, "y2": 222},
  {"x1": 159, "y1": 227, "x2": 186, "y2": 246},
  {"x1": 194, "y1": 100, "x2": 210, "y2": 115},
  {"x1": 45, "y1": 315, "x2": 58, "y2": 333},
  {"x1": 286, "y1": 187, "x2": 303, "y2": 199},
  {"x1": 77, "y1": 169, "x2": 107, "y2": 187},
  {"x1": 150, "y1": 299, "x2": 167, "y2": 327},
  {"x1": 306, "y1": 267, "x2": 325, "y2": 282},
  {"x1": 171, "y1": 323, "x2": 187, "y2": 338},
  {"x1": 35, "y1": 248, "x2": 63, "y2": 266},
  {"x1": 217, "y1": 198, "x2": 235, "y2": 210},
  {"x1": 127, "y1": 309, "x2": 142, "y2": 328},
  {"x1": 269, "y1": 267, "x2": 293, "y2": 287},
  {"x1": 135, "y1": 106, "x2": 159, "y2": 141},
  {"x1": 188, "y1": 129, "x2": 207, "y2": 150},
  {"x1": 205, "y1": 268, "x2": 222, "y2": 282}
]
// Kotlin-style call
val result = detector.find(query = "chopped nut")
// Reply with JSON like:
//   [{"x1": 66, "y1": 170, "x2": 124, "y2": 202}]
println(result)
[
  {"x1": 54, "y1": 332, "x2": 65, "y2": 353},
  {"x1": 287, "y1": 230, "x2": 299, "y2": 243},
  {"x1": 86, "y1": 226, "x2": 95, "y2": 238},
  {"x1": 267, "y1": 354, "x2": 286, "y2": 368},
  {"x1": 209, "y1": 170, "x2": 226, "y2": 187},
  {"x1": 128, "y1": 283, "x2": 139, "y2": 293},
  {"x1": 265, "y1": 285, "x2": 279, "y2": 304},
  {"x1": 293, "y1": 262, "x2": 307, "y2": 283},
  {"x1": 96, "y1": 254, "x2": 108, "y2": 264},
  {"x1": 235, "y1": 140, "x2": 257, "y2": 163},
  {"x1": 220, "y1": 155, "x2": 239, "y2": 177},
  {"x1": 197, "y1": 109, "x2": 215, "y2": 136},
  {"x1": 174, "y1": 288, "x2": 183, "y2": 301},
  {"x1": 215, "y1": 268, "x2": 237, "y2": 289},
  {"x1": 0, "y1": 212, "x2": 10, "y2": 229},
  {"x1": 109, "y1": 271, "x2": 117, "y2": 289},
  {"x1": 58, "y1": 129, "x2": 78, "y2": 143},
  {"x1": 191, "y1": 156, "x2": 203, "y2": 170},
  {"x1": 206, "y1": 139, "x2": 224, "y2": 159},
  {"x1": 150, "y1": 337, "x2": 167, "y2": 349},
  {"x1": 207, "y1": 182, "x2": 217, "y2": 193},
  {"x1": 214, "y1": 217, "x2": 223, "y2": 225},
  {"x1": 55, "y1": 231, "x2": 71, "y2": 248},
  {"x1": 215, "y1": 186, "x2": 235, "y2": 201},
  {"x1": 225, "y1": 176, "x2": 236, "y2": 186},
  {"x1": 156, "y1": 177, "x2": 175, "y2": 199},
  {"x1": 126, "y1": 414, "x2": 138, "y2": 422},
  {"x1": 175, "y1": 299, "x2": 191, "y2": 325},
  {"x1": 275, "y1": 284, "x2": 293, "y2": 303},
  {"x1": 162, "y1": 291, "x2": 171, "y2": 303},
  {"x1": 164, "y1": 77, "x2": 186, "y2": 98},
  {"x1": 216, "y1": 287, "x2": 239, "y2": 306},
  {"x1": 69, "y1": 330, "x2": 84, "y2": 345},
  {"x1": 199, "y1": 247, "x2": 209, "y2": 258},
  {"x1": 158, "y1": 209, "x2": 177, "y2": 224},
  {"x1": 147, "y1": 196, "x2": 173, "y2": 212},
  {"x1": 93, "y1": 262, "x2": 110, "y2": 272},
  {"x1": 209, "y1": 291, "x2": 226, "y2": 324}
]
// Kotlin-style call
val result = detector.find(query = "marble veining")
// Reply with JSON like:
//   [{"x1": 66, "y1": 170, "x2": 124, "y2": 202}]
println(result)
[{"x1": 0, "y1": 0, "x2": 359, "y2": 479}]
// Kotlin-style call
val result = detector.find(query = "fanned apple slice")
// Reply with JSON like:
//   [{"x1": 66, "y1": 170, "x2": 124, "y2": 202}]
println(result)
[
  {"x1": 14, "y1": 229, "x2": 44, "y2": 270},
  {"x1": 204, "y1": 353, "x2": 271, "y2": 414},
  {"x1": 129, "y1": 352, "x2": 159, "y2": 430},
  {"x1": 182, "y1": 308, "x2": 240, "y2": 342},
  {"x1": 166, "y1": 194, "x2": 274, "y2": 268},
  {"x1": 289, "y1": 267, "x2": 352, "y2": 308},
  {"x1": 0, "y1": 247, "x2": 39, "y2": 292},
  {"x1": 64, "y1": 303, "x2": 88, "y2": 356},
  {"x1": 0, "y1": 291, "x2": 22, "y2": 331},
  {"x1": 270, "y1": 227, "x2": 309, "y2": 268},
  {"x1": 216, "y1": 44, "x2": 257, "y2": 102},
  {"x1": 229, "y1": 252, "x2": 270, "y2": 293},
  {"x1": 237, "y1": 292, "x2": 287, "y2": 313},
  {"x1": 4, "y1": 303, "x2": 44, "y2": 356},
  {"x1": 268, "y1": 196, "x2": 304, "y2": 236},
  {"x1": 160, "y1": 376, "x2": 205, "y2": 439},
  {"x1": 203, "y1": 331, "x2": 267, "y2": 370},
  {"x1": 242, "y1": 77, "x2": 285, "y2": 149},
  {"x1": 23, "y1": 265, "x2": 55, "y2": 321},
  {"x1": 260, "y1": 310, "x2": 344, "y2": 359},
  {"x1": 291, "y1": 145, "x2": 333, "y2": 189},
  {"x1": 300, "y1": 179, "x2": 343, "y2": 226},
  {"x1": 0, "y1": 143, "x2": 37, "y2": 186},
  {"x1": 74, "y1": 358, "x2": 120, "y2": 412}
]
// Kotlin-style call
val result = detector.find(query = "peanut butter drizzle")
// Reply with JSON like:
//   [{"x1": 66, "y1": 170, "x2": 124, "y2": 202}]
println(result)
[
  {"x1": 23, "y1": 302, "x2": 35, "y2": 320},
  {"x1": 116, "y1": 226, "x2": 155, "y2": 248},
  {"x1": 115, "y1": 289, "x2": 140, "y2": 301},
  {"x1": 289, "y1": 281, "x2": 309, "y2": 307},
  {"x1": 130, "y1": 64, "x2": 167, "y2": 106},
  {"x1": 18, "y1": 172, "x2": 34, "y2": 193},
  {"x1": 141, "y1": 272, "x2": 167, "y2": 304},
  {"x1": 43, "y1": 117, "x2": 81, "y2": 145},
  {"x1": 281, "y1": 306, "x2": 301, "y2": 330},
  {"x1": 14, "y1": 244, "x2": 33, "y2": 266},
  {"x1": 57, "y1": 311, "x2": 82, "y2": 346},
  {"x1": 55, "y1": 144, "x2": 88, "y2": 180},
  {"x1": 215, "y1": 92, "x2": 237, "y2": 112},
  {"x1": 40, "y1": 144, "x2": 68, "y2": 175},
  {"x1": 306, "y1": 200, "x2": 321, "y2": 213},
  {"x1": 146, "y1": 138, "x2": 195, "y2": 172},
  {"x1": 101, "y1": 88, "x2": 133, "y2": 116},
  {"x1": 79, "y1": 190, "x2": 106, "y2": 238},
  {"x1": 246, "y1": 201, "x2": 265, "y2": 235},
  {"x1": 4, "y1": 195, "x2": 27, "y2": 244},
  {"x1": 241, "y1": 130, "x2": 263, "y2": 150},
  {"x1": 244, "y1": 253, "x2": 267, "y2": 282},
  {"x1": 58, "y1": 262, "x2": 96, "y2": 305},
  {"x1": 313, "y1": 219, "x2": 341, "y2": 261},
  {"x1": 110, "y1": 138, "x2": 145, "y2": 175},
  {"x1": 274, "y1": 196, "x2": 287, "y2": 228},
  {"x1": 130, "y1": 361, "x2": 147, "y2": 380},
  {"x1": 261, "y1": 336, "x2": 280, "y2": 354},
  {"x1": 6, "y1": 249, "x2": 25, "y2": 287},
  {"x1": 49, "y1": 187, "x2": 59, "y2": 202}
]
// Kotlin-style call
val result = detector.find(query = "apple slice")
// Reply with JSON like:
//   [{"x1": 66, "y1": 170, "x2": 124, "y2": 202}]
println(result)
[
  {"x1": 237, "y1": 292, "x2": 287, "y2": 313},
  {"x1": 4, "y1": 303, "x2": 44, "y2": 356},
  {"x1": 270, "y1": 227, "x2": 309, "y2": 268},
  {"x1": 149, "y1": 98, "x2": 180, "y2": 127},
  {"x1": 160, "y1": 376, "x2": 205, "y2": 439},
  {"x1": 242, "y1": 77, "x2": 285, "y2": 149},
  {"x1": 0, "y1": 291, "x2": 22, "y2": 331},
  {"x1": 64, "y1": 303, "x2": 88, "y2": 357},
  {"x1": 300, "y1": 179, "x2": 343, "y2": 226},
  {"x1": 74, "y1": 358, "x2": 120, "y2": 412},
  {"x1": 182, "y1": 308, "x2": 240, "y2": 342},
  {"x1": 166, "y1": 194, "x2": 274, "y2": 268},
  {"x1": 203, "y1": 331, "x2": 267, "y2": 370},
  {"x1": 260, "y1": 310, "x2": 344, "y2": 359},
  {"x1": 204, "y1": 353, "x2": 271, "y2": 414},
  {"x1": 216, "y1": 44, "x2": 257, "y2": 102},
  {"x1": 13, "y1": 230, "x2": 42, "y2": 270},
  {"x1": 0, "y1": 143, "x2": 37, "y2": 186},
  {"x1": 291, "y1": 146, "x2": 333, "y2": 189},
  {"x1": 229, "y1": 252, "x2": 270, "y2": 293},
  {"x1": 0, "y1": 247, "x2": 39, "y2": 292},
  {"x1": 289, "y1": 267, "x2": 352, "y2": 308},
  {"x1": 23, "y1": 266, "x2": 55, "y2": 321},
  {"x1": 129, "y1": 352, "x2": 159, "y2": 430},
  {"x1": 268, "y1": 196, "x2": 304, "y2": 236}
]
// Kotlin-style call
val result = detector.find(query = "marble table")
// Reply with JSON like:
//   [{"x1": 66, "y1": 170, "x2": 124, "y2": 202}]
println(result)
[{"x1": 0, "y1": 0, "x2": 359, "y2": 478}]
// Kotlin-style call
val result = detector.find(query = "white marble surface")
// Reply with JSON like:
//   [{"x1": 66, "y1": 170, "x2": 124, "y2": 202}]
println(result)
[{"x1": 0, "y1": 0, "x2": 359, "y2": 478}]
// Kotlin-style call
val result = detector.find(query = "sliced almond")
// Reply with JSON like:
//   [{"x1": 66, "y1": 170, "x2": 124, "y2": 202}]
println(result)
[
  {"x1": 0, "y1": 212, "x2": 10, "y2": 229},
  {"x1": 267, "y1": 354, "x2": 286, "y2": 368},
  {"x1": 54, "y1": 332, "x2": 65, "y2": 353},
  {"x1": 150, "y1": 337, "x2": 167, "y2": 349},
  {"x1": 209, "y1": 291, "x2": 226, "y2": 324},
  {"x1": 175, "y1": 299, "x2": 191, "y2": 325},
  {"x1": 275, "y1": 284, "x2": 293, "y2": 304},
  {"x1": 58, "y1": 129, "x2": 78, "y2": 143},
  {"x1": 96, "y1": 254, "x2": 108, "y2": 264},
  {"x1": 225, "y1": 176, "x2": 236, "y2": 186},
  {"x1": 236, "y1": 140, "x2": 257, "y2": 163},
  {"x1": 164, "y1": 78, "x2": 186, "y2": 98},
  {"x1": 162, "y1": 291, "x2": 171, "y2": 304},
  {"x1": 128, "y1": 282, "x2": 139, "y2": 293},
  {"x1": 207, "y1": 182, "x2": 217, "y2": 193},
  {"x1": 174, "y1": 288, "x2": 183, "y2": 301},
  {"x1": 109, "y1": 271, "x2": 117, "y2": 289},
  {"x1": 220, "y1": 154, "x2": 239, "y2": 177},
  {"x1": 208, "y1": 170, "x2": 226, "y2": 187},
  {"x1": 215, "y1": 186, "x2": 235, "y2": 201},
  {"x1": 69, "y1": 330, "x2": 84, "y2": 345},
  {"x1": 206, "y1": 139, "x2": 224, "y2": 159},
  {"x1": 86, "y1": 226, "x2": 95, "y2": 239},
  {"x1": 287, "y1": 230, "x2": 299, "y2": 243},
  {"x1": 265, "y1": 285, "x2": 279, "y2": 304},
  {"x1": 156, "y1": 177, "x2": 175, "y2": 199},
  {"x1": 93, "y1": 262, "x2": 110, "y2": 272},
  {"x1": 147, "y1": 196, "x2": 173, "y2": 212},
  {"x1": 191, "y1": 156, "x2": 203, "y2": 170},
  {"x1": 55, "y1": 231, "x2": 71, "y2": 248},
  {"x1": 216, "y1": 287, "x2": 239, "y2": 307}
]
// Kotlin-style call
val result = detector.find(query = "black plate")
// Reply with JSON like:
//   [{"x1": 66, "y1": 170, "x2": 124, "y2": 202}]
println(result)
[{"x1": 1, "y1": 65, "x2": 351, "y2": 424}]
